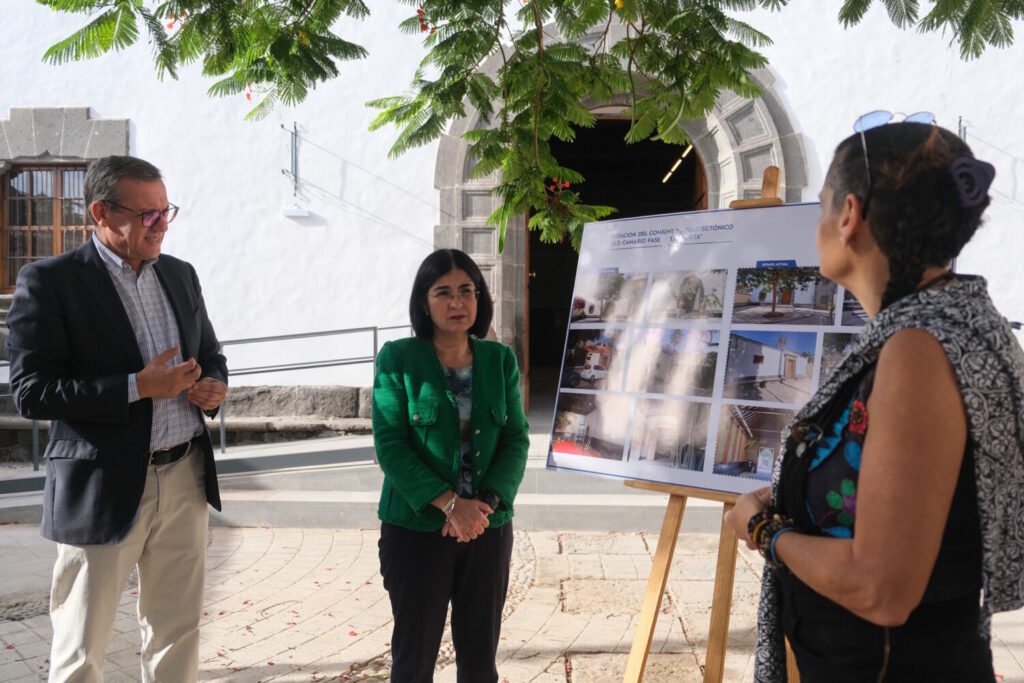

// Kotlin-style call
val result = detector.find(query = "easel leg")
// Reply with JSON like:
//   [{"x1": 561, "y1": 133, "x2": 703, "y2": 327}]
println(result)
[
  {"x1": 785, "y1": 638, "x2": 801, "y2": 683},
  {"x1": 623, "y1": 494, "x2": 687, "y2": 683},
  {"x1": 703, "y1": 502, "x2": 739, "y2": 683}
]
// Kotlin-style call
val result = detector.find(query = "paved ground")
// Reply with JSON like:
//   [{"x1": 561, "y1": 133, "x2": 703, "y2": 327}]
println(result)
[
  {"x1": 730, "y1": 306, "x2": 834, "y2": 326},
  {"x1": 3, "y1": 522, "x2": 1024, "y2": 682},
  {"x1": 4, "y1": 385, "x2": 1024, "y2": 682},
  {"x1": 0, "y1": 524, "x2": 761, "y2": 682}
]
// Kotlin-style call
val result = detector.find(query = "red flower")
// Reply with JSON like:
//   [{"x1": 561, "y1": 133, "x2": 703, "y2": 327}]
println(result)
[{"x1": 848, "y1": 399, "x2": 868, "y2": 435}]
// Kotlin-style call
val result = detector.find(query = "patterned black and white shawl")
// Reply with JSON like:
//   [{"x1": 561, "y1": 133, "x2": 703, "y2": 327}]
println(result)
[{"x1": 754, "y1": 275, "x2": 1024, "y2": 682}]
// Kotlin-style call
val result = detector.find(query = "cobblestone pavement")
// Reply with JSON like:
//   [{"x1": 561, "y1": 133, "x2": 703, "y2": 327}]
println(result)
[{"x1": 2, "y1": 524, "x2": 1024, "y2": 682}]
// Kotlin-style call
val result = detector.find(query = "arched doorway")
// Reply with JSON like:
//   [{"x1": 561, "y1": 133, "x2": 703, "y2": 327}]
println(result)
[
  {"x1": 433, "y1": 63, "x2": 808, "y2": 413},
  {"x1": 527, "y1": 119, "x2": 707, "y2": 410}
]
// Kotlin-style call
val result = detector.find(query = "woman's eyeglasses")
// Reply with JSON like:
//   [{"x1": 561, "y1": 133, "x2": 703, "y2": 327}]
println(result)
[
  {"x1": 429, "y1": 286, "x2": 479, "y2": 303},
  {"x1": 852, "y1": 110, "x2": 935, "y2": 218},
  {"x1": 105, "y1": 201, "x2": 179, "y2": 228}
]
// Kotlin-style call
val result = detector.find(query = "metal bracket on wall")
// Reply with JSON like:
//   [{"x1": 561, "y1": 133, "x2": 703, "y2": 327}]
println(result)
[{"x1": 281, "y1": 122, "x2": 298, "y2": 195}]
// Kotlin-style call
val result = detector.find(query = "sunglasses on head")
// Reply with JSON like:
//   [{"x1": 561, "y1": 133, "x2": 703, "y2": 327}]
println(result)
[{"x1": 853, "y1": 111, "x2": 936, "y2": 218}]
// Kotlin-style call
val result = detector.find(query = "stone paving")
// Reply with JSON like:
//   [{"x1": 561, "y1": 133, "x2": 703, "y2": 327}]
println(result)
[{"x1": 3, "y1": 523, "x2": 1024, "y2": 682}]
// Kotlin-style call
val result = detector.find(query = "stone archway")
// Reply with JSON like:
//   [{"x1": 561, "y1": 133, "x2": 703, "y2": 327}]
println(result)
[{"x1": 433, "y1": 48, "x2": 808, "y2": 363}]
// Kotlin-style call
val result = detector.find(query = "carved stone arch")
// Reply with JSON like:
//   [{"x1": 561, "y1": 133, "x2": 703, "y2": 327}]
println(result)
[{"x1": 433, "y1": 30, "x2": 808, "y2": 361}]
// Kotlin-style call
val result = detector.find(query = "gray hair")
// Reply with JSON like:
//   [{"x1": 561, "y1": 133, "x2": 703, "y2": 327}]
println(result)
[{"x1": 84, "y1": 156, "x2": 162, "y2": 224}]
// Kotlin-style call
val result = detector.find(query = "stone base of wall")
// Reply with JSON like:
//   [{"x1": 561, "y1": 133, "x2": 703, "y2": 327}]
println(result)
[
  {"x1": 0, "y1": 385, "x2": 373, "y2": 464},
  {"x1": 223, "y1": 385, "x2": 373, "y2": 419}
]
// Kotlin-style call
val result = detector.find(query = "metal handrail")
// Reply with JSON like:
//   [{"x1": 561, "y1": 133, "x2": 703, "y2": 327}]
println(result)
[
  {"x1": 216, "y1": 323, "x2": 412, "y2": 452},
  {"x1": 0, "y1": 360, "x2": 40, "y2": 471},
  {"x1": 0, "y1": 323, "x2": 413, "y2": 468},
  {"x1": 220, "y1": 324, "x2": 409, "y2": 378}
]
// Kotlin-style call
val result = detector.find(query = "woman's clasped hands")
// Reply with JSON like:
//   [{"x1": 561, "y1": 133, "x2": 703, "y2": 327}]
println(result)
[{"x1": 442, "y1": 496, "x2": 494, "y2": 542}]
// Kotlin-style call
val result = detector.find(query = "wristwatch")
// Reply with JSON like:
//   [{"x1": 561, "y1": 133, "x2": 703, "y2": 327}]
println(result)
[{"x1": 478, "y1": 491, "x2": 499, "y2": 511}]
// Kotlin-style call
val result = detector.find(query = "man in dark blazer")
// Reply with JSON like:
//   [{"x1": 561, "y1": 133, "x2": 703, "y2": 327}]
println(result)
[{"x1": 6, "y1": 155, "x2": 228, "y2": 682}]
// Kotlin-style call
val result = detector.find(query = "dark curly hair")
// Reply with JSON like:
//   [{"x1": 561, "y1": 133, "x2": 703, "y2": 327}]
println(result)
[
  {"x1": 826, "y1": 122, "x2": 990, "y2": 309},
  {"x1": 409, "y1": 249, "x2": 493, "y2": 339}
]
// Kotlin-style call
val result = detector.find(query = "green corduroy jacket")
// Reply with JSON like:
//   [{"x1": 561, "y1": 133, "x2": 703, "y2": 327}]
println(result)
[{"x1": 372, "y1": 336, "x2": 530, "y2": 531}]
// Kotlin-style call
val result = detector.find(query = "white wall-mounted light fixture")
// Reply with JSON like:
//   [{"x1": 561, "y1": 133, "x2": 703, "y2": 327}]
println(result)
[
  {"x1": 281, "y1": 206, "x2": 310, "y2": 217},
  {"x1": 661, "y1": 143, "x2": 694, "y2": 184}
]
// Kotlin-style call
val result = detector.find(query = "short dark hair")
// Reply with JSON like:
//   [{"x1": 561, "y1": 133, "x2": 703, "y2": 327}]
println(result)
[
  {"x1": 409, "y1": 249, "x2": 493, "y2": 339},
  {"x1": 84, "y1": 156, "x2": 163, "y2": 224},
  {"x1": 826, "y1": 122, "x2": 989, "y2": 309}
]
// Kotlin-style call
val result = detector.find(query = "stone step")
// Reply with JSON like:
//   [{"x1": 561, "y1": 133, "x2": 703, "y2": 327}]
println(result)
[
  {"x1": 217, "y1": 456, "x2": 663, "y2": 496},
  {"x1": 209, "y1": 488, "x2": 725, "y2": 533},
  {"x1": 0, "y1": 435, "x2": 727, "y2": 533}
]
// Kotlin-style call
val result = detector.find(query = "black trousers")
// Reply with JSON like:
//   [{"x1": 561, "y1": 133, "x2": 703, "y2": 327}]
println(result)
[{"x1": 378, "y1": 521, "x2": 514, "y2": 683}]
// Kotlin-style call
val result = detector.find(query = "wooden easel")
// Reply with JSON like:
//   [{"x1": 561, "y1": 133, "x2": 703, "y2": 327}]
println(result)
[
  {"x1": 622, "y1": 481, "x2": 741, "y2": 683},
  {"x1": 623, "y1": 166, "x2": 799, "y2": 683}
]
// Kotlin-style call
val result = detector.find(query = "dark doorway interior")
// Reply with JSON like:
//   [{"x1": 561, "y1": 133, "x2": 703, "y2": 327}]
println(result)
[{"x1": 528, "y1": 119, "x2": 706, "y2": 410}]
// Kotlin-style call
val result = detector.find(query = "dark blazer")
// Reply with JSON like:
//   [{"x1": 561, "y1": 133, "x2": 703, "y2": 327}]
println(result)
[{"x1": 6, "y1": 240, "x2": 228, "y2": 544}]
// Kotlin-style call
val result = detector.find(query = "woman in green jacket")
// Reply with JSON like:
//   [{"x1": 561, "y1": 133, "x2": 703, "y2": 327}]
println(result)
[{"x1": 373, "y1": 248, "x2": 530, "y2": 682}]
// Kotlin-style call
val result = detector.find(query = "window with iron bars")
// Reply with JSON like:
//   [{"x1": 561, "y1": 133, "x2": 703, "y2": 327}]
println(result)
[{"x1": 2, "y1": 165, "x2": 90, "y2": 291}]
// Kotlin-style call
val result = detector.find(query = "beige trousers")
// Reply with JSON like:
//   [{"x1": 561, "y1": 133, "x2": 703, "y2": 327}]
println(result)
[{"x1": 48, "y1": 448, "x2": 209, "y2": 683}]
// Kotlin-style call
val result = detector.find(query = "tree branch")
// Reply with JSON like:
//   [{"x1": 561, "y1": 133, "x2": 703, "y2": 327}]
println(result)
[{"x1": 531, "y1": 0, "x2": 544, "y2": 167}]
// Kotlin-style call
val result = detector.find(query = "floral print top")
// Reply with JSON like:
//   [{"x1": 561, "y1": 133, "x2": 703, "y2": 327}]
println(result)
[
  {"x1": 804, "y1": 366, "x2": 875, "y2": 538},
  {"x1": 444, "y1": 364, "x2": 475, "y2": 497}
]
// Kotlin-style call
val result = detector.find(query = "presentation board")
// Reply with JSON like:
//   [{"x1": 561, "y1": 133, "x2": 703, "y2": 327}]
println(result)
[{"x1": 545, "y1": 202, "x2": 866, "y2": 495}]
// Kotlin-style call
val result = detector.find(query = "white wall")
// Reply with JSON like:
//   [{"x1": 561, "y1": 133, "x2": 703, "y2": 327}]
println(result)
[
  {"x1": 747, "y1": 282, "x2": 814, "y2": 306},
  {"x1": 730, "y1": 335, "x2": 784, "y2": 380},
  {"x1": 1, "y1": 4, "x2": 438, "y2": 386},
  {"x1": 3, "y1": 1, "x2": 1022, "y2": 389}
]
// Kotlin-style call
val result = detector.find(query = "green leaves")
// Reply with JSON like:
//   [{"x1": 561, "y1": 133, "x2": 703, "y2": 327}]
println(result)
[
  {"x1": 839, "y1": 0, "x2": 1022, "y2": 58},
  {"x1": 42, "y1": 3, "x2": 140, "y2": 64},
  {"x1": 36, "y1": 0, "x2": 1023, "y2": 250},
  {"x1": 372, "y1": 0, "x2": 792, "y2": 251},
  {"x1": 40, "y1": 0, "x2": 370, "y2": 120}
]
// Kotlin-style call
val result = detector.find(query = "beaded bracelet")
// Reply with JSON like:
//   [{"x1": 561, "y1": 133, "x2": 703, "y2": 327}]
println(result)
[{"x1": 747, "y1": 511, "x2": 793, "y2": 569}]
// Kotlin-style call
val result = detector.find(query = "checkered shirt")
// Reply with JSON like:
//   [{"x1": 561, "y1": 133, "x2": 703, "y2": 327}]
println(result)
[{"x1": 92, "y1": 235, "x2": 202, "y2": 451}]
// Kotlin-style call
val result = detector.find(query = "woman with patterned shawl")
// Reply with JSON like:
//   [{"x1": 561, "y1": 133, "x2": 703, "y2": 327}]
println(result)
[{"x1": 725, "y1": 118, "x2": 1024, "y2": 682}]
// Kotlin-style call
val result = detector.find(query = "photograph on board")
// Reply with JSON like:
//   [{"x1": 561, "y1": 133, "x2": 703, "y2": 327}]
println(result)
[
  {"x1": 560, "y1": 328, "x2": 627, "y2": 390},
  {"x1": 625, "y1": 327, "x2": 719, "y2": 397},
  {"x1": 841, "y1": 289, "x2": 871, "y2": 326},
  {"x1": 732, "y1": 265, "x2": 837, "y2": 325},
  {"x1": 820, "y1": 332, "x2": 858, "y2": 385},
  {"x1": 571, "y1": 270, "x2": 649, "y2": 323},
  {"x1": 625, "y1": 398, "x2": 710, "y2": 471},
  {"x1": 713, "y1": 404, "x2": 797, "y2": 480},
  {"x1": 723, "y1": 330, "x2": 817, "y2": 403},
  {"x1": 550, "y1": 394, "x2": 632, "y2": 461},
  {"x1": 646, "y1": 269, "x2": 728, "y2": 321}
]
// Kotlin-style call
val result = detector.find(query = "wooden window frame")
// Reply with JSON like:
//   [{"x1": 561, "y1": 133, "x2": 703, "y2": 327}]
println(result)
[{"x1": 1, "y1": 163, "x2": 90, "y2": 293}]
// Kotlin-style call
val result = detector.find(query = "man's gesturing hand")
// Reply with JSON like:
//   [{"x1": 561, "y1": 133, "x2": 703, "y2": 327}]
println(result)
[
  {"x1": 136, "y1": 347, "x2": 201, "y2": 399},
  {"x1": 188, "y1": 378, "x2": 228, "y2": 411}
]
